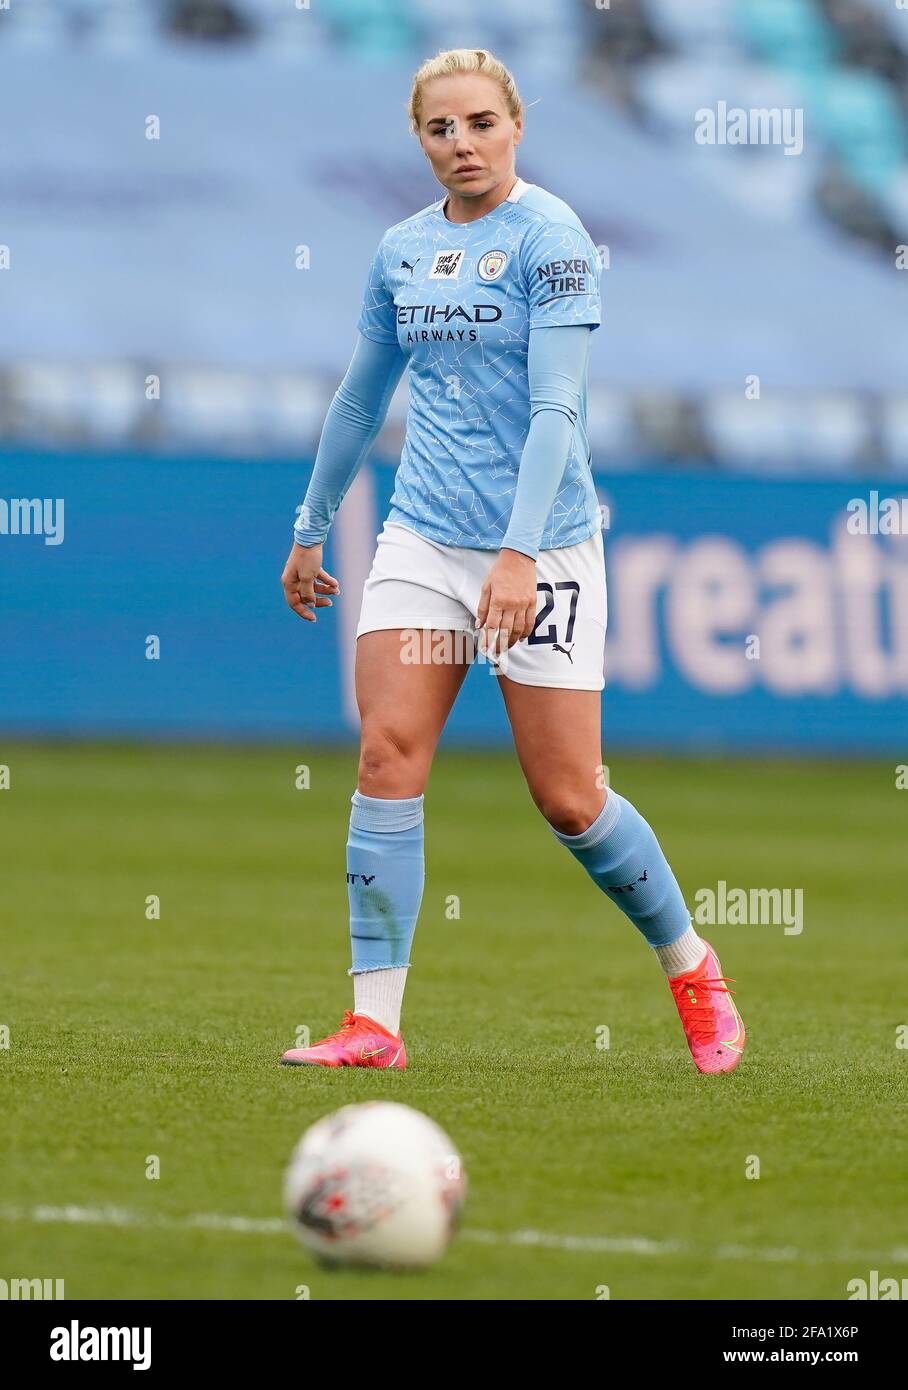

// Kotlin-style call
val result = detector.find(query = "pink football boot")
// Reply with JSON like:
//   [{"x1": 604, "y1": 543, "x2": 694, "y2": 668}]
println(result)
[
  {"x1": 280, "y1": 1010, "x2": 407, "y2": 1069},
  {"x1": 668, "y1": 939, "x2": 746, "y2": 1074}
]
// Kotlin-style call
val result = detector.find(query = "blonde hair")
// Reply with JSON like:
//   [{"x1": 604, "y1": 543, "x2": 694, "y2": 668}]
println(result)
[{"x1": 408, "y1": 48, "x2": 524, "y2": 135}]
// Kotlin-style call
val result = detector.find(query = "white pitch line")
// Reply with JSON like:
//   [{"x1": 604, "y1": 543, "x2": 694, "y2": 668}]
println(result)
[
  {"x1": 0, "y1": 1205, "x2": 286, "y2": 1236},
  {"x1": 2, "y1": 1203, "x2": 906, "y2": 1267}
]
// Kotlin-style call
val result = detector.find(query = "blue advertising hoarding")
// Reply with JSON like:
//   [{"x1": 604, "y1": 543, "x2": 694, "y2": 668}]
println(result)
[{"x1": 1, "y1": 448, "x2": 906, "y2": 753}]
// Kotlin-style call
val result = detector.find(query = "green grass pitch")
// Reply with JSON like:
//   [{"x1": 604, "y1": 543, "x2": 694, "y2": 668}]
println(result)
[{"x1": 1, "y1": 742, "x2": 905, "y2": 1300}]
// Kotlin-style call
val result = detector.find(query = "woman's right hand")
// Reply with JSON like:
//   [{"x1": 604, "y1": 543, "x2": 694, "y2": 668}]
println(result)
[{"x1": 280, "y1": 541, "x2": 340, "y2": 623}]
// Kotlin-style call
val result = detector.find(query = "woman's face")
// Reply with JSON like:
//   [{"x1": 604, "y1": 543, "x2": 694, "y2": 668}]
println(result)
[{"x1": 418, "y1": 74, "x2": 522, "y2": 200}]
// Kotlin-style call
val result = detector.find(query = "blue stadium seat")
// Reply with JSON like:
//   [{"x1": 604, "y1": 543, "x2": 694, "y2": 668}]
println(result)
[
  {"x1": 324, "y1": 0, "x2": 414, "y2": 57},
  {"x1": 646, "y1": 0, "x2": 739, "y2": 57},
  {"x1": 634, "y1": 54, "x2": 817, "y2": 218},
  {"x1": 805, "y1": 68, "x2": 908, "y2": 194},
  {"x1": 732, "y1": 0, "x2": 840, "y2": 75},
  {"x1": 880, "y1": 395, "x2": 908, "y2": 472},
  {"x1": 702, "y1": 392, "x2": 868, "y2": 474}
]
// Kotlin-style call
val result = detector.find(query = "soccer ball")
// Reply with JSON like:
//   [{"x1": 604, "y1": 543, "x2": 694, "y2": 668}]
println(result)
[{"x1": 283, "y1": 1101, "x2": 466, "y2": 1270}]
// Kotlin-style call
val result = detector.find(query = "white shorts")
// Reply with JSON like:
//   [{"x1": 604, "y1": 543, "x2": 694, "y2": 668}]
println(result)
[{"x1": 356, "y1": 521, "x2": 607, "y2": 690}]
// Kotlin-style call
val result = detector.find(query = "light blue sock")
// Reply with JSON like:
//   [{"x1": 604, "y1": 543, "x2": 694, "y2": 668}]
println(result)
[
  {"x1": 550, "y1": 791, "x2": 691, "y2": 948},
  {"x1": 347, "y1": 790, "x2": 424, "y2": 975}
]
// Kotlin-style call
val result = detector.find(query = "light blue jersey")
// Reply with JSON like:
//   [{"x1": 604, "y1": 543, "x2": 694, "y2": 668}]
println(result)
[{"x1": 356, "y1": 178, "x2": 602, "y2": 551}]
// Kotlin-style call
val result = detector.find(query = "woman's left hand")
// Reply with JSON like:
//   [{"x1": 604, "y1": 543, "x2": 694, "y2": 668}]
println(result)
[{"x1": 476, "y1": 549, "x2": 538, "y2": 657}]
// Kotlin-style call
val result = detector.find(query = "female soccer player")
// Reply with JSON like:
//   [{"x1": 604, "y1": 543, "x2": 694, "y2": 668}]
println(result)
[{"x1": 280, "y1": 49, "x2": 745, "y2": 1075}]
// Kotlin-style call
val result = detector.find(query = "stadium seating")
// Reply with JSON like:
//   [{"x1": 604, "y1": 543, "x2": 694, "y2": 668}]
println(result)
[{"x1": 0, "y1": 0, "x2": 904, "y2": 475}]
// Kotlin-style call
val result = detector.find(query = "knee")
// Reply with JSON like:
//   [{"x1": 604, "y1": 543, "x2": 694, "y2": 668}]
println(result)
[
  {"x1": 358, "y1": 724, "x2": 425, "y2": 797},
  {"x1": 534, "y1": 789, "x2": 605, "y2": 837}
]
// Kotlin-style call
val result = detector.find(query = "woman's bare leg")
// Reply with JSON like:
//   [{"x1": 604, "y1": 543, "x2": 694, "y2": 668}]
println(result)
[
  {"x1": 493, "y1": 672, "x2": 745, "y2": 1074},
  {"x1": 282, "y1": 629, "x2": 472, "y2": 1065},
  {"x1": 497, "y1": 673, "x2": 701, "y2": 965},
  {"x1": 347, "y1": 630, "x2": 470, "y2": 1037},
  {"x1": 496, "y1": 677, "x2": 605, "y2": 833},
  {"x1": 355, "y1": 629, "x2": 471, "y2": 796}
]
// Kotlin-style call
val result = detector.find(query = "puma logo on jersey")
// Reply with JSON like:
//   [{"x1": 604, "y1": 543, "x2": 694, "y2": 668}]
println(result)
[
  {"x1": 400, "y1": 258, "x2": 420, "y2": 274},
  {"x1": 552, "y1": 642, "x2": 575, "y2": 663}
]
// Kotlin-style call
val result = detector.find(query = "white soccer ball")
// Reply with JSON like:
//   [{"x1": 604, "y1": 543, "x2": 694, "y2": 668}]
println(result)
[{"x1": 283, "y1": 1101, "x2": 466, "y2": 1270}]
